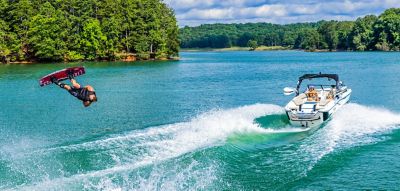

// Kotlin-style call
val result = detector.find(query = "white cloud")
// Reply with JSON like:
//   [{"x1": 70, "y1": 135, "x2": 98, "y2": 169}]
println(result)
[
  {"x1": 179, "y1": 8, "x2": 235, "y2": 20},
  {"x1": 164, "y1": 0, "x2": 400, "y2": 26},
  {"x1": 240, "y1": 4, "x2": 288, "y2": 18},
  {"x1": 164, "y1": 0, "x2": 215, "y2": 11},
  {"x1": 178, "y1": 4, "x2": 288, "y2": 20}
]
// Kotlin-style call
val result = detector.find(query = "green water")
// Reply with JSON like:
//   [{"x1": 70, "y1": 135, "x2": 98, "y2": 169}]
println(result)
[{"x1": 1, "y1": 51, "x2": 400, "y2": 190}]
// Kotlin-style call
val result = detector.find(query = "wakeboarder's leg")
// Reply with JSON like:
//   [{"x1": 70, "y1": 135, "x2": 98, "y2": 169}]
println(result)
[
  {"x1": 67, "y1": 69, "x2": 74, "y2": 80},
  {"x1": 67, "y1": 70, "x2": 81, "y2": 89},
  {"x1": 70, "y1": 79, "x2": 81, "y2": 89},
  {"x1": 51, "y1": 76, "x2": 71, "y2": 91}
]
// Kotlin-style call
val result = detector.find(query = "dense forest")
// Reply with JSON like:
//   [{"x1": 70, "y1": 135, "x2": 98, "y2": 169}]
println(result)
[
  {"x1": 0, "y1": 0, "x2": 179, "y2": 63},
  {"x1": 180, "y1": 8, "x2": 400, "y2": 51}
]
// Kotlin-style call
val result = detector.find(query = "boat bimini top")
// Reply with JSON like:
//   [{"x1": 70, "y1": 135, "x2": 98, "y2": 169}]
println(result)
[{"x1": 295, "y1": 73, "x2": 340, "y2": 96}]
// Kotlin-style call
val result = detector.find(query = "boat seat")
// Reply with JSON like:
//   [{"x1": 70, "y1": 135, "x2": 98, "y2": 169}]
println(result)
[
  {"x1": 318, "y1": 99, "x2": 331, "y2": 107},
  {"x1": 320, "y1": 91, "x2": 328, "y2": 99},
  {"x1": 293, "y1": 93, "x2": 307, "y2": 106}
]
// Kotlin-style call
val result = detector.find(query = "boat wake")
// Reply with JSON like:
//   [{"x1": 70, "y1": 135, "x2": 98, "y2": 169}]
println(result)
[
  {"x1": 6, "y1": 104, "x2": 286, "y2": 190},
  {"x1": 3, "y1": 103, "x2": 400, "y2": 190},
  {"x1": 296, "y1": 103, "x2": 400, "y2": 173}
]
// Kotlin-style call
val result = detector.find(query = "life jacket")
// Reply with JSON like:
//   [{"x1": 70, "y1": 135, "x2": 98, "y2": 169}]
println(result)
[
  {"x1": 307, "y1": 90, "x2": 318, "y2": 100},
  {"x1": 68, "y1": 87, "x2": 95, "y2": 102}
]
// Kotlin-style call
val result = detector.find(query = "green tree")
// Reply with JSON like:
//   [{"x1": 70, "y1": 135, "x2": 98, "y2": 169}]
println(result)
[
  {"x1": 28, "y1": 2, "x2": 66, "y2": 60},
  {"x1": 179, "y1": 22, "x2": 319, "y2": 49},
  {"x1": 247, "y1": 40, "x2": 258, "y2": 50},
  {"x1": 80, "y1": 19, "x2": 107, "y2": 60},
  {"x1": 349, "y1": 15, "x2": 378, "y2": 50},
  {"x1": 374, "y1": 8, "x2": 400, "y2": 51},
  {"x1": 237, "y1": 33, "x2": 254, "y2": 47},
  {"x1": 0, "y1": 19, "x2": 10, "y2": 58},
  {"x1": 282, "y1": 32, "x2": 296, "y2": 47},
  {"x1": 263, "y1": 33, "x2": 280, "y2": 46},
  {"x1": 318, "y1": 21, "x2": 338, "y2": 51},
  {"x1": 135, "y1": 36, "x2": 150, "y2": 59},
  {"x1": 0, "y1": 0, "x2": 180, "y2": 62},
  {"x1": 296, "y1": 28, "x2": 321, "y2": 51},
  {"x1": 164, "y1": 8, "x2": 179, "y2": 57},
  {"x1": 336, "y1": 21, "x2": 354, "y2": 50},
  {"x1": 7, "y1": 0, "x2": 35, "y2": 59},
  {"x1": 102, "y1": 16, "x2": 122, "y2": 59},
  {"x1": 120, "y1": 0, "x2": 137, "y2": 53},
  {"x1": 0, "y1": 0, "x2": 10, "y2": 58},
  {"x1": 375, "y1": 32, "x2": 390, "y2": 51}
]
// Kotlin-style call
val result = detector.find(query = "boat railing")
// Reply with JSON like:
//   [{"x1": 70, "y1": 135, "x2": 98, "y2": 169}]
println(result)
[{"x1": 306, "y1": 84, "x2": 336, "y2": 91}]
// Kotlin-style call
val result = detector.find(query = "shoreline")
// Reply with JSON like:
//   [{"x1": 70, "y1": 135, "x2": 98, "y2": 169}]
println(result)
[
  {"x1": 2, "y1": 55, "x2": 180, "y2": 65},
  {"x1": 180, "y1": 47, "x2": 399, "y2": 53},
  {"x1": 180, "y1": 46, "x2": 290, "y2": 52},
  {"x1": 4, "y1": 48, "x2": 398, "y2": 64}
]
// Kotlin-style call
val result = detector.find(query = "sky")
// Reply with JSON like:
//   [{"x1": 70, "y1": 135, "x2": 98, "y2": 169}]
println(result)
[{"x1": 164, "y1": 0, "x2": 400, "y2": 26}]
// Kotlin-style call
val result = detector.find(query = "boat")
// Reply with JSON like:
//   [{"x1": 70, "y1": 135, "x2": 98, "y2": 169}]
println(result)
[{"x1": 283, "y1": 73, "x2": 351, "y2": 128}]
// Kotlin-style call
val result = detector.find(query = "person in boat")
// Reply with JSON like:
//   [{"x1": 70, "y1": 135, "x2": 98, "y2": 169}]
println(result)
[
  {"x1": 326, "y1": 90, "x2": 334, "y2": 100},
  {"x1": 51, "y1": 71, "x2": 97, "y2": 107},
  {"x1": 306, "y1": 86, "x2": 319, "y2": 101}
]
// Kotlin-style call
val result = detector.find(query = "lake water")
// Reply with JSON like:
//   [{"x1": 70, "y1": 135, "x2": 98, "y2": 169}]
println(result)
[{"x1": 1, "y1": 51, "x2": 400, "y2": 190}]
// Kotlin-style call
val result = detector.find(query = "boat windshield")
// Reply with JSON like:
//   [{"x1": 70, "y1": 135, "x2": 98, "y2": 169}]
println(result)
[
  {"x1": 298, "y1": 78, "x2": 337, "y2": 93},
  {"x1": 301, "y1": 84, "x2": 336, "y2": 93}
]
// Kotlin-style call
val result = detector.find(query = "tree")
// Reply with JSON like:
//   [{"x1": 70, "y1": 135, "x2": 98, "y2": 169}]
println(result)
[
  {"x1": 282, "y1": 32, "x2": 296, "y2": 47},
  {"x1": 375, "y1": 32, "x2": 390, "y2": 51},
  {"x1": 247, "y1": 40, "x2": 258, "y2": 50},
  {"x1": 1, "y1": 0, "x2": 179, "y2": 61},
  {"x1": 0, "y1": 19, "x2": 10, "y2": 59},
  {"x1": 102, "y1": 16, "x2": 122, "y2": 59},
  {"x1": 297, "y1": 28, "x2": 321, "y2": 51},
  {"x1": 80, "y1": 19, "x2": 107, "y2": 60},
  {"x1": 28, "y1": 2, "x2": 66, "y2": 60},
  {"x1": 237, "y1": 33, "x2": 254, "y2": 47},
  {"x1": 7, "y1": 0, "x2": 35, "y2": 59},
  {"x1": 0, "y1": 0, "x2": 10, "y2": 58},
  {"x1": 349, "y1": 15, "x2": 378, "y2": 50},
  {"x1": 164, "y1": 8, "x2": 179, "y2": 57},
  {"x1": 374, "y1": 8, "x2": 400, "y2": 51},
  {"x1": 318, "y1": 21, "x2": 338, "y2": 51},
  {"x1": 208, "y1": 35, "x2": 231, "y2": 48},
  {"x1": 336, "y1": 21, "x2": 354, "y2": 50},
  {"x1": 179, "y1": 22, "x2": 320, "y2": 49}
]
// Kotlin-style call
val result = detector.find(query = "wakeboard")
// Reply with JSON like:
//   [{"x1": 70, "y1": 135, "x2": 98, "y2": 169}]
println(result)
[{"x1": 39, "y1": 66, "x2": 85, "y2": 87}]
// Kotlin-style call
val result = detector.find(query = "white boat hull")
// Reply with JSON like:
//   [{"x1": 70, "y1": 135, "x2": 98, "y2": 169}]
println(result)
[{"x1": 285, "y1": 89, "x2": 351, "y2": 128}]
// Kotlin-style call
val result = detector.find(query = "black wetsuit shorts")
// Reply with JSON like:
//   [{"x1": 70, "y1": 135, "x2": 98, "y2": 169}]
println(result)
[{"x1": 69, "y1": 87, "x2": 90, "y2": 101}]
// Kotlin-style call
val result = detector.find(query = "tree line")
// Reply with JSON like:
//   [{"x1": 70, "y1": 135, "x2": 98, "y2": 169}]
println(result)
[
  {"x1": 179, "y1": 8, "x2": 400, "y2": 51},
  {"x1": 0, "y1": 0, "x2": 179, "y2": 63}
]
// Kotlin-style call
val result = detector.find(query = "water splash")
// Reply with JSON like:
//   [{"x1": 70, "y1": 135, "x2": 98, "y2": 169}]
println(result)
[
  {"x1": 9, "y1": 104, "x2": 284, "y2": 190},
  {"x1": 298, "y1": 103, "x2": 400, "y2": 172},
  {"x1": 5, "y1": 103, "x2": 400, "y2": 190}
]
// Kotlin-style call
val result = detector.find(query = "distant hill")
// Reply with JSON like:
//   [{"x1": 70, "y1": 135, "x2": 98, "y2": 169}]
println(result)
[{"x1": 179, "y1": 8, "x2": 400, "y2": 51}]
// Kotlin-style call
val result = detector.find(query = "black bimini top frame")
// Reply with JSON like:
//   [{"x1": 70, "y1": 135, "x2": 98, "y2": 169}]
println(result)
[{"x1": 296, "y1": 73, "x2": 339, "y2": 95}]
